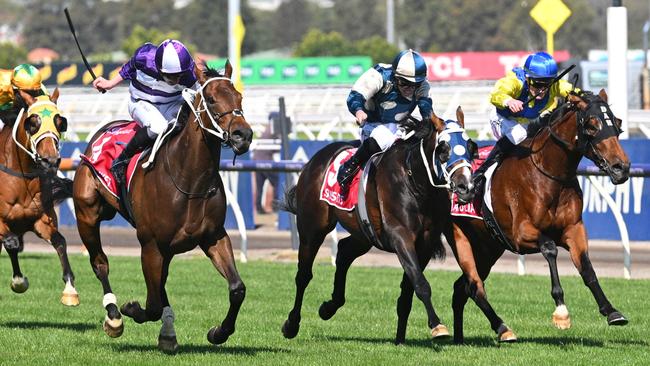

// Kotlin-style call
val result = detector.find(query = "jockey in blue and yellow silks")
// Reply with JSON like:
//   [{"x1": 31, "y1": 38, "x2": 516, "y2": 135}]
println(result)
[
  {"x1": 337, "y1": 49, "x2": 433, "y2": 189},
  {"x1": 472, "y1": 51, "x2": 575, "y2": 185}
]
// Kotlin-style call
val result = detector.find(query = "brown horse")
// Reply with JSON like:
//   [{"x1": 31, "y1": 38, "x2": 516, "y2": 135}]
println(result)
[
  {"x1": 0, "y1": 89, "x2": 78, "y2": 305},
  {"x1": 446, "y1": 90, "x2": 630, "y2": 344},
  {"x1": 72, "y1": 61, "x2": 253, "y2": 353},
  {"x1": 279, "y1": 109, "x2": 477, "y2": 345}
]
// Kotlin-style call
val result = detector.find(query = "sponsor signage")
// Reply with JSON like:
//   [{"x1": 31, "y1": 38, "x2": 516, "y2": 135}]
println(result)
[
  {"x1": 420, "y1": 50, "x2": 571, "y2": 81},
  {"x1": 207, "y1": 56, "x2": 371, "y2": 85}
]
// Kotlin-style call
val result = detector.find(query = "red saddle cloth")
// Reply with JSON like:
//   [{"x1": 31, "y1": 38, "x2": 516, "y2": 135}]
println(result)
[
  {"x1": 450, "y1": 145, "x2": 494, "y2": 219},
  {"x1": 80, "y1": 121, "x2": 144, "y2": 197},
  {"x1": 319, "y1": 148, "x2": 363, "y2": 211}
]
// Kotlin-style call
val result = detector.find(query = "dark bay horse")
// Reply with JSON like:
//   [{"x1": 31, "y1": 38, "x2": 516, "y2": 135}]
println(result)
[
  {"x1": 0, "y1": 89, "x2": 77, "y2": 305},
  {"x1": 72, "y1": 61, "x2": 253, "y2": 353},
  {"x1": 446, "y1": 90, "x2": 630, "y2": 343},
  {"x1": 280, "y1": 108, "x2": 476, "y2": 345}
]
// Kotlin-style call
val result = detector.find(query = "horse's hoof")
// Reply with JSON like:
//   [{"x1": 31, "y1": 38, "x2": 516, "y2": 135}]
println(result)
[
  {"x1": 158, "y1": 335, "x2": 179, "y2": 354},
  {"x1": 607, "y1": 311, "x2": 628, "y2": 326},
  {"x1": 281, "y1": 319, "x2": 299, "y2": 339},
  {"x1": 207, "y1": 325, "x2": 232, "y2": 345},
  {"x1": 552, "y1": 313, "x2": 571, "y2": 330},
  {"x1": 431, "y1": 324, "x2": 450, "y2": 339},
  {"x1": 318, "y1": 301, "x2": 341, "y2": 320},
  {"x1": 61, "y1": 292, "x2": 80, "y2": 306},
  {"x1": 103, "y1": 316, "x2": 124, "y2": 338},
  {"x1": 497, "y1": 325, "x2": 517, "y2": 343},
  {"x1": 10, "y1": 276, "x2": 29, "y2": 293}
]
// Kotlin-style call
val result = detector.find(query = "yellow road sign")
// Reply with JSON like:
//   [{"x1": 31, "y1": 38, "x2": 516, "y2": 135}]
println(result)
[{"x1": 530, "y1": 0, "x2": 571, "y2": 35}]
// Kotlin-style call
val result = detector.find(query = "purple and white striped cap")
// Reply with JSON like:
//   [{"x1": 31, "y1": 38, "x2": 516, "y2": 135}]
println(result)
[{"x1": 155, "y1": 39, "x2": 194, "y2": 74}]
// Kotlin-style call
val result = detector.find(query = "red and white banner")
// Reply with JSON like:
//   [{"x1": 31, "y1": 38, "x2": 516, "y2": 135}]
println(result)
[{"x1": 421, "y1": 50, "x2": 571, "y2": 81}]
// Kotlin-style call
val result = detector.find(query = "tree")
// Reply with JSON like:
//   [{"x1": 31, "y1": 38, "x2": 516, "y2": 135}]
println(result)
[
  {"x1": 0, "y1": 42, "x2": 27, "y2": 69},
  {"x1": 121, "y1": 25, "x2": 195, "y2": 57},
  {"x1": 354, "y1": 36, "x2": 399, "y2": 64},
  {"x1": 293, "y1": 29, "x2": 356, "y2": 57},
  {"x1": 174, "y1": 0, "x2": 228, "y2": 56}
]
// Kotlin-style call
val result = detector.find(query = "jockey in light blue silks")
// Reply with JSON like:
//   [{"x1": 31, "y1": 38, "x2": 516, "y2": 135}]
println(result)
[
  {"x1": 337, "y1": 49, "x2": 433, "y2": 189},
  {"x1": 92, "y1": 39, "x2": 200, "y2": 189}
]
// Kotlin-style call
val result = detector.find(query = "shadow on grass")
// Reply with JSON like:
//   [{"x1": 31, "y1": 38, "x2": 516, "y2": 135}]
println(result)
[
  {"x1": 313, "y1": 334, "x2": 457, "y2": 350},
  {"x1": 0, "y1": 321, "x2": 96, "y2": 332},
  {"x1": 112, "y1": 343, "x2": 291, "y2": 355},
  {"x1": 521, "y1": 336, "x2": 648, "y2": 347}
]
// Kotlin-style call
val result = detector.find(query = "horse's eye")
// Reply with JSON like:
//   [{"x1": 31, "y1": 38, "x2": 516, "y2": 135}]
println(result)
[
  {"x1": 436, "y1": 142, "x2": 451, "y2": 163},
  {"x1": 206, "y1": 96, "x2": 215, "y2": 104}
]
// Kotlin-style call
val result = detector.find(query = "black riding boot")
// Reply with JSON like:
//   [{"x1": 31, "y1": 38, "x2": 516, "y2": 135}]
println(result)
[
  {"x1": 111, "y1": 127, "x2": 154, "y2": 190},
  {"x1": 471, "y1": 137, "x2": 515, "y2": 189},
  {"x1": 337, "y1": 137, "x2": 381, "y2": 190}
]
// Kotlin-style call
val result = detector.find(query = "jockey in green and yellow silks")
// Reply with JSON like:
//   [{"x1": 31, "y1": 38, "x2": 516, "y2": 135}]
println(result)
[
  {"x1": 0, "y1": 64, "x2": 49, "y2": 131},
  {"x1": 472, "y1": 52, "x2": 576, "y2": 187}
]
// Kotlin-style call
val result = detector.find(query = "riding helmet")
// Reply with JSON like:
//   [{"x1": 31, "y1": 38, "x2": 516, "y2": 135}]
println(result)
[
  {"x1": 523, "y1": 51, "x2": 558, "y2": 79},
  {"x1": 11, "y1": 64, "x2": 42, "y2": 90},
  {"x1": 392, "y1": 49, "x2": 428, "y2": 84},
  {"x1": 155, "y1": 39, "x2": 193, "y2": 74}
]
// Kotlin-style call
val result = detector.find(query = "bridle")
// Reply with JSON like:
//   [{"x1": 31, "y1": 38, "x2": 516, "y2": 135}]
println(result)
[
  {"x1": 185, "y1": 76, "x2": 244, "y2": 150},
  {"x1": 530, "y1": 94, "x2": 622, "y2": 182}
]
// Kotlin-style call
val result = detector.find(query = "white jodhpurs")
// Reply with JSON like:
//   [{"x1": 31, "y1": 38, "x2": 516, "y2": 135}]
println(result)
[
  {"x1": 360, "y1": 122, "x2": 404, "y2": 150},
  {"x1": 128, "y1": 98, "x2": 184, "y2": 138},
  {"x1": 488, "y1": 107, "x2": 529, "y2": 145}
]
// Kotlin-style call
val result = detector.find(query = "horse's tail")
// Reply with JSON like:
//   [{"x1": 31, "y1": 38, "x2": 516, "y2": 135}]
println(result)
[
  {"x1": 274, "y1": 185, "x2": 298, "y2": 215},
  {"x1": 431, "y1": 233, "x2": 447, "y2": 261},
  {"x1": 51, "y1": 175, "x2": 74, "y2": 205}
]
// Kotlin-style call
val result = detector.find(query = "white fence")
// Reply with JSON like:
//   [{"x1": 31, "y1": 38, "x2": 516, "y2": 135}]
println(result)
[{"x1": 55, "y1": 85, "x2": 650, "y2": 142}]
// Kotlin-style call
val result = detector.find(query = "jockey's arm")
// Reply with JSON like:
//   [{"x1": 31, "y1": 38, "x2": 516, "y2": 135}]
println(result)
[
  {"x1": 490, "y1": 72, "x2": 523, "y2": 109},
  {"x1": 558, "y1": 79, "x2": 578, "y2": 97},
  {"x1": 416, "y1": 82, "x2": 433, "y2": 119},
  {"x1": 347, "y1": 67, "x2": 383, "y2": 117}
]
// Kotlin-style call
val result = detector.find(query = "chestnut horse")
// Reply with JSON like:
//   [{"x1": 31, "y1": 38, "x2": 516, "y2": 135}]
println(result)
[
  {"x1": 279, "y1": 108, "x2": 476, "y2": 345},
  {"x1": 446, "y1": 90, "x2": 630, "y2": 343},
  {"x1": 72, "y1": 61, "x2": 253, "y2": 353},
  {"x1": 0, "y1": 89, "x2": 77, "y2": 305}
]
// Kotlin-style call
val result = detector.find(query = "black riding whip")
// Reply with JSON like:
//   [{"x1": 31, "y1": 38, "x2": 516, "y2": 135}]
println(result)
[{"x1": 64, "y1": 8, "x2": 105, "y2": 93}]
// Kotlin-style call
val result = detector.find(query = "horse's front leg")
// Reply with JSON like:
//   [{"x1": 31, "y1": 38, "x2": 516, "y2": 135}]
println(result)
[
  {"x1": 33, "y1": 216, "x2": 79, "y2": 306},
  {"x1": 319, "y1": 235, "x2": 371, "y2": 321},
  {"x1": 538, "y1": 233, "x2": 571, "y2": 329},
  {"x1": 386, "y1": 227, "x2": 449, "y2": 340},
  {"x1": 563, "y1": 222, "x2": 628, "y2": 326},
  {"x1": 200, "y1": 229, "x2": 246, "y2": 345},
  {"x1": 1, "y1": 229, "x2": 30, "y2": 294}
]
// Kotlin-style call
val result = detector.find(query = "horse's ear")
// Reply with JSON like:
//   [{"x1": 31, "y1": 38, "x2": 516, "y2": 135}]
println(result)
[
  {"x1": 50, "y1": 87, "x2": 59, "y2": 103},
  {"x1": 194, "y1": 61, "x2": 206, "y2": 84},
  {"x1": 430, "y1": 113, "x2": 445, "y2": 133},
  {"x1": 455, "y1": 106, "x2": 464, "y2": 128},
  {"x1": 18, "y1": 90, "x2": 36, "y2": 106},
  {"x1": 598, "y1": 88, "x2": 608, "y2": 103},
  {"x1": 224, "y1": 59, "x2": 233, "y2": 79}
]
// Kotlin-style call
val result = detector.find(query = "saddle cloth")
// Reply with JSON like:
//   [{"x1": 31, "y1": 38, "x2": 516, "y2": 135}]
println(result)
[
  {"x1": 80, "y1": 121, "x2": 144, "y2": 197},
  {"x1": 319, "y1": 148, "x2": 363, "y2": 211},
  {"x1": 450, "y1": 145, "x2": 494, "y2": 219}
]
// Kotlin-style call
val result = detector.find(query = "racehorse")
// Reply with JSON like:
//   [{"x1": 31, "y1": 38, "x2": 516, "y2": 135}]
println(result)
[
  {"x1": 72, "y1": 61, "x2": 253, "y2": 353},
  {"x1": 279, "y1": 108, "x2": 476, "y2": 345},
  {"x1": 0, "y1": 88, "x2": 77, "y2": 305},
  {"x1": 446, "y1": 89, "x2": 630, "y2": 344}
]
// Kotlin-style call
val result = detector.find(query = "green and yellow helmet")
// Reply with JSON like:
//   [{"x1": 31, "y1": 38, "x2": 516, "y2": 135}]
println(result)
[{"x1": 11, "y1": 64, "x2": 42, "y2": 90}]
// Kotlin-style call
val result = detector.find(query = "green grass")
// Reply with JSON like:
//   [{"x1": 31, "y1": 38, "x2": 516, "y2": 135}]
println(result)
[{"x1": 0, "y1": 253, "x2": 647, "y2": 365}]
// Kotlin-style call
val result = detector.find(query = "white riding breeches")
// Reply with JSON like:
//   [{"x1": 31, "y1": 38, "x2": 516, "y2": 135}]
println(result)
[
  {"x1": 360, "y1": 122, "x2": 404, "y2": 150},
  {"x1": 489, "y1": 107, "x2": 529, "y2": 145},
  {"x1": 0, "y1": 117, "x2": 4, "y2": 133},
  {"x1": 128, "y1": 98, "x2": 184, "y2": 138}
]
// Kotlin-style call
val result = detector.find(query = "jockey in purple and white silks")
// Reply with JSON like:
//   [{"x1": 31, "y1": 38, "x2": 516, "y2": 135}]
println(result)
[
  {"x1": 92, "y1": 39, "x2": 199, "y2": 189},
  {"x1": 337, "y1": 49, "x2": 433, "y2": 190}
]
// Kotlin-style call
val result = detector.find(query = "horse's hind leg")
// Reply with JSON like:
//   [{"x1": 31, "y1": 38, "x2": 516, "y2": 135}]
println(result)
[
  {"x1": 282, "y1": 222, "x2": 330, "y2": 339},
  {"x1": 563, "y1": 223, "x2": 627, "y2": 326},
  {"x1": 319, "y1": 235, "x2": 371, "y2": 321},
  {"x1": 74, "y1": 178, "x2": 123, "y2": 337},
  {"x1": 33, "y1": 217, "x2": 79, "y2": 306},
  {"x1": 200, "y1": 230, "x2": 246, "y2": 345},
  {"x1": 539, "y1": 233, "x2": 571, "y2": 329}
]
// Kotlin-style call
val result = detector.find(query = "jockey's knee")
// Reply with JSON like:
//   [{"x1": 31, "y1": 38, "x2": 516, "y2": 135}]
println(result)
[{"x1": 369, "y1": 126, "x2": 396, "y2": 150}]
